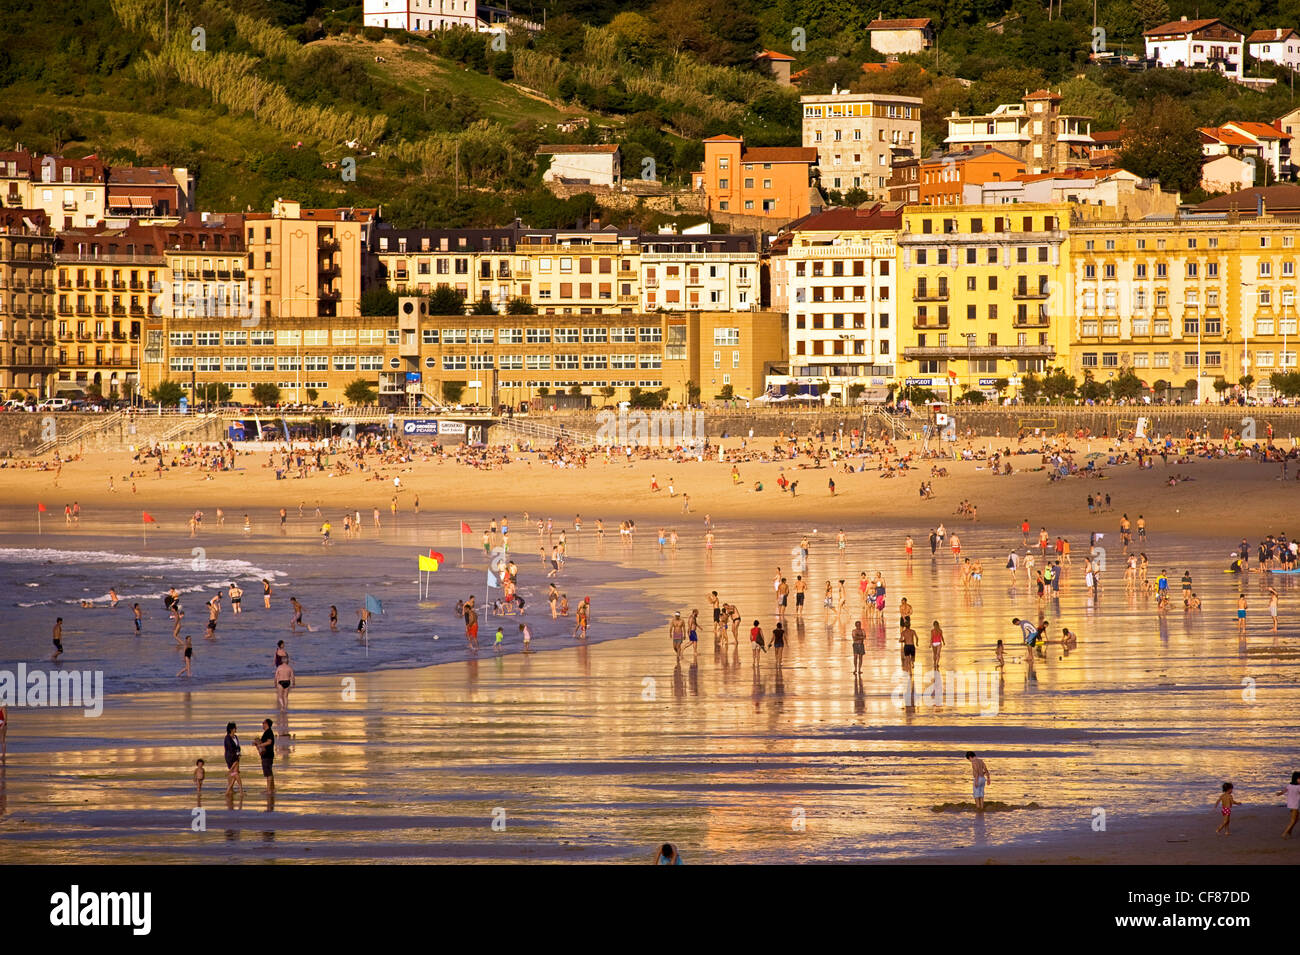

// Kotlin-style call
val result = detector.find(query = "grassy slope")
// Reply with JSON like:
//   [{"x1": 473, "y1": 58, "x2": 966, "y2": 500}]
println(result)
[{"x1": 3, "y1": 32, "x2": 592, "y2": 212}]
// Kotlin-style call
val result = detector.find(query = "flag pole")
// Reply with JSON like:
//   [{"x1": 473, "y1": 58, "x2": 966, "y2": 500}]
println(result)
[
  {"x1": 37, "y1": 506, "x2": 41, "y2": 535},
  {"x1": 459, "y1": 524, "x2": 464, "y2": 566}
]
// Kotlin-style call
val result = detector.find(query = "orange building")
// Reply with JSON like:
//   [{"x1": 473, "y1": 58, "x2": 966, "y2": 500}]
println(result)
[
  {"x1": 694, "y1": 135, "x2": 820, "y2": 223},
  {"x1": 918, "y1": 146, "x2": 1025, "y2": 206}
]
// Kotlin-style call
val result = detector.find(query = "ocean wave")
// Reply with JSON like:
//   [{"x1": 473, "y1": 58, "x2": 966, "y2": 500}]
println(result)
[{"x1": 0, "y1": 548, "x2": 285, "y2": 583}]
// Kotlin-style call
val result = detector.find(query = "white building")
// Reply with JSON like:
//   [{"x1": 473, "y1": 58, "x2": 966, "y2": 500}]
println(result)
[
  {"x1": 960, "y1": 168, "x2": 1178, "y2": 217},
  {"x1": 1248, "y1": 28, "x2": 1300, "y2": 72},
  {"x1": 363, "y1": 0, "x2": 482, "y2": 32},
  {"x1": 536, "y1": 145, "x2": 621, "y2": 187},
  {"x1": 1199, "y1": 122, "x2": 1290, "y2": 181},
  {"x1": 801, "y1": 91, "x2": 921, "y2": 199},
  {"x1": 1201, "y1": 155, "x2": 1256, "y2": 193},
  {"x1": 782, "y1": 204, "x2": 903, "y2": 398},
  {"x1": 638, "y1": 234, "x2": 758, "y2": 312},
  {"x1": 865, "y1": 17, "x2": 934, "y2": 56},
  {"x1": 1144, "y1": 17, "x2": 1245, "y2": 81}
]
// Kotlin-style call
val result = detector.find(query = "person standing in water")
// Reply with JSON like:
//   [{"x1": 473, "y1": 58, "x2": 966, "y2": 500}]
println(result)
[
  {"x1": 262, "y1": 579, "x2": 273, "y2": 610},
  {"x1": 771, "y1": 619, "x2": 785, "y2": 667},
  {"x1": 274, "y1": 659, "x2": 295, "y2": 709},
  {"x1": 967, "y1": 752, "x2": 991, "y2": 811},
  {"x1": 176, "y1": 635, "x2": 193, "y2": 678},
  {"x1": 223, "y1": 722, "x2": 243, "y2": 796},
  {"x1": 851, "y1": 620, "x2": 866, "y2": 675},
  {"x1": 1216, "y1": 782, "x2": 1241, "y2": 835},
  {"x1": 930, "y1": 620, "x2": 945, "y2": 669},
  {"x1": 252, "y1": 718, "x2": 275, "y2": 795},
  {"x1": 51, "y1": 617, "x2": 64, "y2": 661}
]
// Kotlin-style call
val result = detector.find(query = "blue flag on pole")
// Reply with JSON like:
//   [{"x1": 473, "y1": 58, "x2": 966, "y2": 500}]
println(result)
[
  {"x1": 487, "y1": 570, "x2": 499, "y2": 589},
  {"x1": 365, "y1": 594, "x2": 384, "y2": 615}
]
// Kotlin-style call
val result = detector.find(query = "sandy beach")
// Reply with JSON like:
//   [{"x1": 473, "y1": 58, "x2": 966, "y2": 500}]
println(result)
[{"x1": 1, "y1": 438, "x2": 1299, "y2": 863}]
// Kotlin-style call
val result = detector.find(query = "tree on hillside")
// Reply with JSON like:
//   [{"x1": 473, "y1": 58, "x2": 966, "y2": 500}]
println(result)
[
  {"x1": 1119, "y1": 96, "x2": 1203, "y2": 194},
  {"x1": 1130, "y1": 0, "x2": 1171, "y2": 30}
]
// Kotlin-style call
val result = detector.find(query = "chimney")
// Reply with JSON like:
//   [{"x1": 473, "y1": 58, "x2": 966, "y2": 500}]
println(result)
[{"x1": 1180, "y1": 15, "x2": 1187, "y2": 20}]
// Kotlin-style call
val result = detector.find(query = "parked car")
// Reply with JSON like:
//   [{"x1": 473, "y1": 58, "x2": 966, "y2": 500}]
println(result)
[
  {"x1": 2, "y1": 398, "x2": 33, "y2": 411},
  {"x1": 36, "y1": 397, "x2": 71, "y2": 411}
]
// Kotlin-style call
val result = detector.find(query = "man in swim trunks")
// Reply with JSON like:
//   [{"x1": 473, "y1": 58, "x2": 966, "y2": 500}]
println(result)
[
  {"x1": 51, "y1": 617, "x2": 64, "y2": 661},
  {"x1": 794, "y1": 576, "x2": 806, "y2": 616},
  {"x1": 670, "y1": 611, "x2": 686, "y2": 659},
  {"x1": 899, "y1": 624, "x2": 917, "y2": 673}
]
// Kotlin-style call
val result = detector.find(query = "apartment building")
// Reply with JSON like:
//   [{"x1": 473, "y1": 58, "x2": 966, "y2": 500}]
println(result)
[
  {"x1": 146, "y1": 201, "x2": 371, "y2": 403},
  {"x1": 1068, "y1": 215, "x2": 1300, "y2": 400},
  {"x1": 694, "y1": 136, "x2": 820, "y2": 222},
  {"x1": 0, "y1": 210, "x2": 56, "y2": 397},
  {"x1": 916, "y1": 147, "x2": 1025, "y2": 206},
  {"x1": 0, "y1": 152, "x2": 106, "y2": 230},
  {"x1": 895, "y1": 203, "x2": 1075, "y2": 397},
  {"x1": 53, "y1": 223, "x2": 166, "y2": 400},
  {"x1": 639, "y1": 233, "x2": 759, "y2": 312},
  {"x1": 800, "y1": 92, "x2": 922, "y2": 199},
  {"x1": 962, "y1": 168, "x2": 1179, "y2": 219},
  {"x1": 783, "y1": 205, "x2": 903, "y2": 400},
  {"x1": 105, "y1": 165, "x2": 193, "y2": 223},
  {"x1": 945, "y1": 91, "x2": 1094, "y2": 175}
]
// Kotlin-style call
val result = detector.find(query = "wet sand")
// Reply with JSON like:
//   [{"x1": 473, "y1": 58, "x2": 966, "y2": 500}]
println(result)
[{"x1": 2, "y1": 485, "x2": 1298, "y2": 863}]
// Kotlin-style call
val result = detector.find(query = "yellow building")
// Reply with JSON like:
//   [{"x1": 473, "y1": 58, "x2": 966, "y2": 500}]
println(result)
[
  {"x1": 1068, "y1": 215, "x2": 1299, "y2": 400},
  {"x1": 0, "y1": 211, "x2": 56, "y2": 397},
  {"x1": 382, "y1": 300, "x2": 784, "y2": 408},
  {"x1": 896, "y1": 203, "x2": 1077, "y2": 396}
]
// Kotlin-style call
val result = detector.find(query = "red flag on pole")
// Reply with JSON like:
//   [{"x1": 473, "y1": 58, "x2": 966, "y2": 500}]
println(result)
[
  {"x1": 460, "y1": 521, "x2": 472, "y2": 534},
  {"x1": 142, "y1": 512, "x2": 157, "y2": 523},
  {"x1": 430, "y1": 550, "x2": 445, "y2": 562},
  {"x1": 37, "y1": 503, "x2": 46, "y2": 512}
]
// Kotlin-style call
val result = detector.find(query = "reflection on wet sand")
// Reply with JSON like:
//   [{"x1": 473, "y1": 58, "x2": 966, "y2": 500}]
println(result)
[{"x1": 0, "y1": 523, "x2": 1298, "y2": 862}]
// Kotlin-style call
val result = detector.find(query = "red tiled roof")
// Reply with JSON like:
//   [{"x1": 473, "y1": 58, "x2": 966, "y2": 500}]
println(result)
[
  {"x1": 1195, "y1": 185, "x2": 1300, "y2": 213},
  {"x1": 741, "y1": 146, "x2": 818, "y2": 164},
  {"x1": 702, "y1": 135, "x2": 743, "y2": 143},
  {"x1": 1024, "y1": 89, "x2": 1062, "y2": 101},
  {"x1": 787, "y1": 204, "x2": 904, "y2": 232},
  {"x1": 1226, "y1": 120, "x2": 1291, "y2": 140},
  {"x1": 867, "y1": 18, "x2": 932, "y2": 30},
  {"x1": 1199, "y1": 126, "x2": 1256, "y2": 146},
  {"x1": 108, "y1": 166, "x2": 178, "y2": 186},
  {"x1": 1247, "y1": 28, "x2": 1298, "y2": 43},
  {"x1": 1144, "y1": 18, "x2": 1238, "y2": 37},
  {"x1": 755, "y1": 49, "x2": 795, "y2": 61}
]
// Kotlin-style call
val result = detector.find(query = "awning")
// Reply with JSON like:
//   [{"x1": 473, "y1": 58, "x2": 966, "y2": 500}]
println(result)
[{"x1": 857, "y1": 385, "x2": 890, "y2": 403}]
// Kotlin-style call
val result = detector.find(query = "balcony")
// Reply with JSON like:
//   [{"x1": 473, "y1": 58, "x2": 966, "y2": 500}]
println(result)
[
  {"x1": 129, "y1": 304, "x2": 144, "y2": 317},
  {"x1": 618, "y1": 295, "x2": 639, "y2": 304},
  {"x1": 129, "y1": 280, "x2": 144, "y2": 291},
  {"x1": 912, "y1": 317, "x2": 949, "y2": 329},
  {"x1": 318, "y1": 258, "x2": 340, "y2": 275},
  {"x1": 93, "y1": 279, "x2": 107, "y2": 290},
  {"x1": 75, "y1": 304, "x2": 91, "y2": 316},
  {"x1": 111, "y1": 279, "x2": 126, "y2": 291},
  {"x1": 201, "y1": 269, "x2": 216, "y2": 280},
  {"x1": 1013, "y1": 317, "x2": 1050, "y2": 329},
  {"x1": 76, "y1": 279, "x2": 90, "y2": 290},
  {"x1": 216, "y1": 269, "x2": 231, "y2": 280},
  {"x1": 93, "y1": 305, "x2": 108, "y2": 316},
  {"x1": 57, "y1": 278, "x2": 73, "y2": 290},
  {"x1": 62, "y1": 200, "x2": 77, "y2": 211},
  {"x1": 318, "y1": 236, "x2": 340, "y2": 252},
  {"x1": 1013, "y1": 288, "x2": 1050, "y2": 300},
  {"x1": 913, "y1": 288, "x2": 949, "y2": 301},
  {"x1": 902, "y1": 344, "x2": 1056, "y2": 359},
  {"x1": 76, "y1": 328, "x2": 91, "y2": 341},
  {"x1": 318, "y1": 290, "x2": 341, "y2": 302},
  {"x1": 4, "y1": 193, "x2": 21, "y2": 206},
  {"x1": 111, "y1": 305, "x2": 126, "y2": 317}
]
